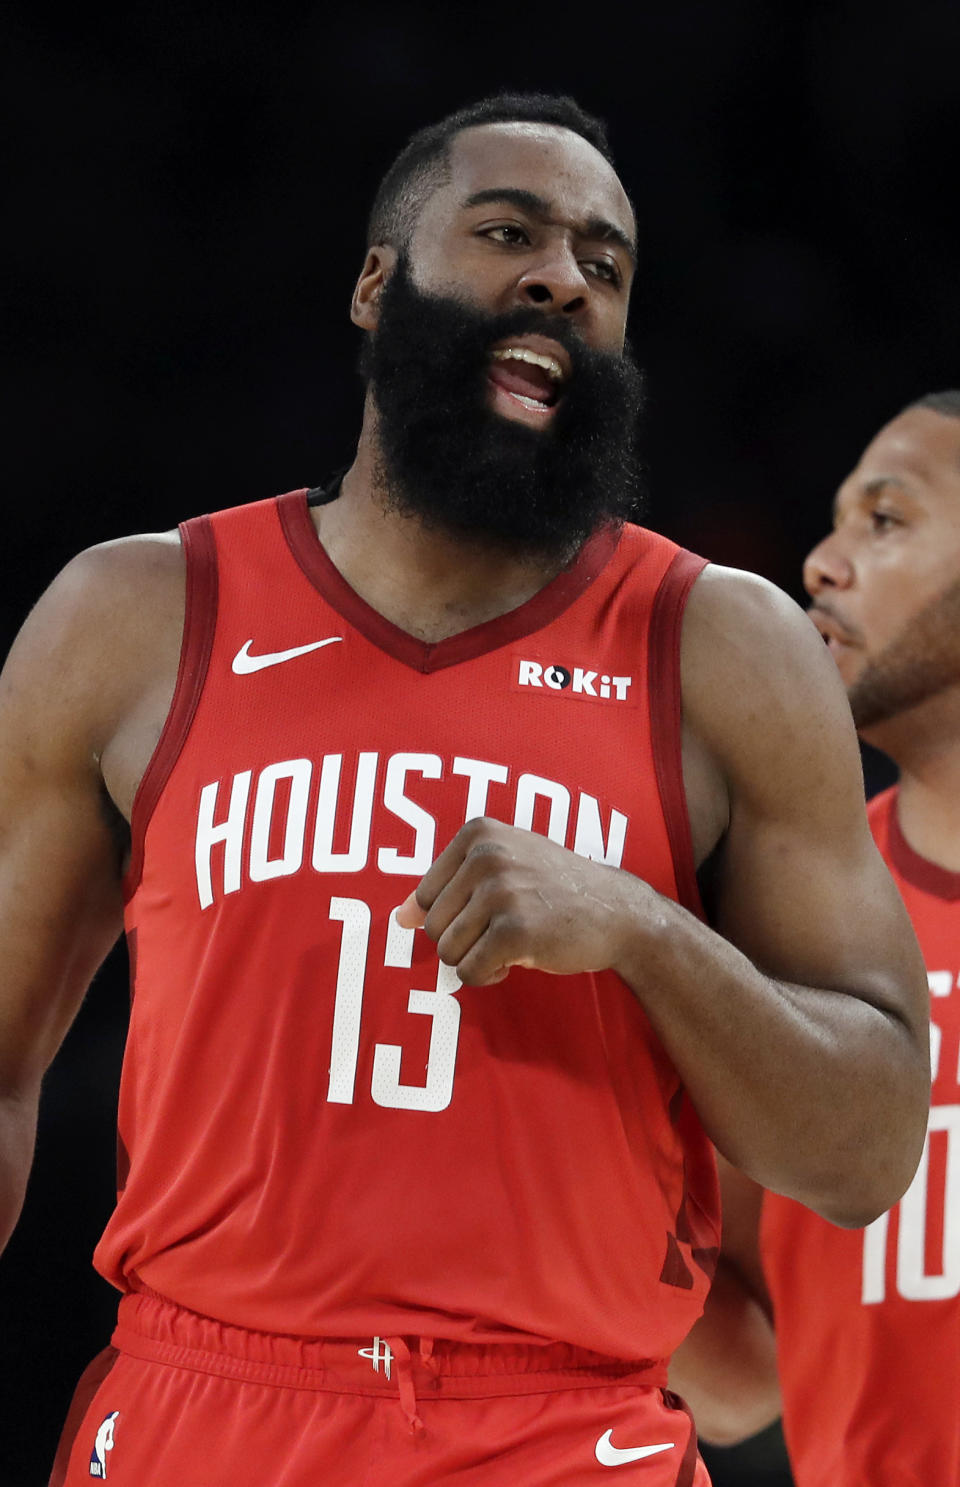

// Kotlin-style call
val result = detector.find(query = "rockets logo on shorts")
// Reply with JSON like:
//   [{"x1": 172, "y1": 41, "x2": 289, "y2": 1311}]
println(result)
[
  {"x1": 357, "y1": 1336, "x2": 394, "y2": 1378},
  {"x1": 89, "y1": 1412, "x2": 119, "y2": 1477}
]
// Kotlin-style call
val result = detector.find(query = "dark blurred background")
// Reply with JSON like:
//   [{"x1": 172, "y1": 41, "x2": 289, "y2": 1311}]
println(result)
[{"x1": 3, "y1": 0, "x2": 957, "y2": 1480}]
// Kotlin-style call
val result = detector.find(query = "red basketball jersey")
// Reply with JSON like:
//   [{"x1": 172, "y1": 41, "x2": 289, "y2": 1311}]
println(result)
[
  {"x1": 94, "y1": 490, "x2": 719, "y2": 1363},
  {"x1": 762, "y1": 786, "x2": 960, "y2": 1485}
]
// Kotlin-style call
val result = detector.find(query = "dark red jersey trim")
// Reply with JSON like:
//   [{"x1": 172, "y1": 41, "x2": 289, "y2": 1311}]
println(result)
[
  {"x1": 126, "y1": 926, "x2": 138, "y2": 1004},
  {"x1": 278, "y1": 488, "x2": 620, "y2": 674},
  {"x1": 48, "y1": 1345, "x2": 120, "y2": 1487},
  {"x1": 884, "y1": 787, "x2": 960, "y2": 901},
  {"x1": 123, "y1": 515, "x2": 218, "y2": 901},
  {"x1": 663, "y1": 1390, "x2": 703, "y2": 1487},
  {"x1": 648, "y1": 550, "x2": 707, "y2": 918}
]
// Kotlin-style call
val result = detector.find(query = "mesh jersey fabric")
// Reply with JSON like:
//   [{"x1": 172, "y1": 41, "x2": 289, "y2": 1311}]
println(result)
[
  {"x1": 762, "y1": 785, "x2": 960, "y2": 1486},
  {"x1": 94, "y1": 490, "x2": 719, "y2": 1363}
]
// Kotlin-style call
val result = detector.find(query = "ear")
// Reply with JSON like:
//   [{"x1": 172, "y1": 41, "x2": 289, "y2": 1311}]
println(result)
[{"x1": 351, "y1": 245, "x2": 398, "y2": 331}]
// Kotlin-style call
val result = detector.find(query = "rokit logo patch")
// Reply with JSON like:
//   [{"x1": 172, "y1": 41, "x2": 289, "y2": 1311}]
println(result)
[{"x1": 514, "y1": 658, "x2": 636, "y2": 705}]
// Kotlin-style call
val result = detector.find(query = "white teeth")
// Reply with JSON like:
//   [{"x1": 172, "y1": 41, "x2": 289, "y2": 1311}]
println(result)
[
  {"x1": 509, "y1": 392, "x2": 552, "y2": 411},
  {"x1": 491, "y1": 347, "x2": 566, "y2": 382}
]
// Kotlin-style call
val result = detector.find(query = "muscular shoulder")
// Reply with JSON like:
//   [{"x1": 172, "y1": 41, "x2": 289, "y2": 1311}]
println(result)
[
  {"x1": 0, "y1": 531, "x2": 185, "y2": 770},
  {"x1": 680, "y1": 563, "x2": 865, "y2": 833},
  {"x1": 682, "y1": 563, "x2": 831, "y2": 703},
  {"x1": 48, "y1": 529, "x2": 184, "y2": 617}
]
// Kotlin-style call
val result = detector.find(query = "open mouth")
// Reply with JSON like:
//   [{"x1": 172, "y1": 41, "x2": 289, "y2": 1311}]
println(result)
[{"x1": 487, "y1": 339, "x2": 570, "y2": 424}]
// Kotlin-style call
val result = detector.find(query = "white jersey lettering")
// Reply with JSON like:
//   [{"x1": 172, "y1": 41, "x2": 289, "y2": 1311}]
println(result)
[
  {"x1": 377, "y1": 753, "x2": 443, "y2": 875},
  {"x1": 195, "y1": 769, "x2": 252, "y2": 909},
  {"x1": 249, "y1": 758, "x2": 312, "y2": 883},
  {"x1": 194, "y1": 752, "x2": 631, "y2": 906},
  {"x1": 573, "y1": 793, "x2": 628, "y2": 867},
  {"x1": 312, "y1": 752, "x2": 378, "y2": 873},
  {"x1": 451, "y1": 756, "x2": 509, "y2": 821},
  {"x1": 514, "y1": 773, "x2": 570, "y2": 845}
]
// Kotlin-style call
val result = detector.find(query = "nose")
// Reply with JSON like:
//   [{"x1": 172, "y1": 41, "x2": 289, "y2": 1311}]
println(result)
[
  {"x1": 803, "y1": 532, "x2": 854, "y2": 598},
  {"x1": 517, "y1": 245, "x2": 588, "y2": 315}
]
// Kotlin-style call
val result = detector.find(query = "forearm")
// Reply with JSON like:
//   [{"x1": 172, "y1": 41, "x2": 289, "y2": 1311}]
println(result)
[
  {"x1": 612, "y1": 881, "x2": 928, "y2": 1224},
  {"x1": 669, "y1": 1259, "x2": 781, "y2": 1447},
  {"x1": 0, "y1": 1087, "x2": 39, "y2": 1255}
]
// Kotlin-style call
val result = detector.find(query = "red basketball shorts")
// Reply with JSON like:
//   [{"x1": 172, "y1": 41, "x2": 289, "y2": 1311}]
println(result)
[{"x1": 50, "y1": 1292, "x2": 711, "y2": 1486}]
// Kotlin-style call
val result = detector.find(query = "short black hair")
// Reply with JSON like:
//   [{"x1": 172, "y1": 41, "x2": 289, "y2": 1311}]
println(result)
[
  {"x1": 367, "y1": 92, "x2": 617, "y2": 250},
  {"x1": 909, "y1": 390, "x2": 960, "y2": 421}
]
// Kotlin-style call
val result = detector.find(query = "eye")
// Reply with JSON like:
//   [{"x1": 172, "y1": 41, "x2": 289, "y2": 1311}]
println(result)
[
  {"x1": 481, "y1": 223, "x2": 531, "y2": 246},
  {"x1": 870, "y1": 508, "x2": 902, "y2": 532},
  {"x1": 583, "y1": 257, "x2": 622, "y2": 287}
]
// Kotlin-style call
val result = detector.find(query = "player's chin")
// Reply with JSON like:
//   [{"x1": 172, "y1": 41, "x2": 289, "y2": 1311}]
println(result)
[{"x1": 824, "y1": 636, "x2": 863, "y2": 684}]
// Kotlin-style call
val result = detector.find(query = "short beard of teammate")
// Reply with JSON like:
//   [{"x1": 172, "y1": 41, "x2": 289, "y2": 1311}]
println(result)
[
  {"x1": 849, "y1": 575, "x2": 960, "y2": 729},
  {"x1": 360, "y1": 255, "x2": 645, "y2": 563}
]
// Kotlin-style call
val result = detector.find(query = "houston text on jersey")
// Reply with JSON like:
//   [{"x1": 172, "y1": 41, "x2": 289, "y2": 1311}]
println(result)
[{"x1": 194, "y1": 750, "x2": 630, "y2": 910}]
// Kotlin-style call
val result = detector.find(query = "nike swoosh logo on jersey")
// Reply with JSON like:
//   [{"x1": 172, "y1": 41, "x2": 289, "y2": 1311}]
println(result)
[
  {"x1": 231, "y1": 637, "x2": 343, "y2": 674},
  {"x1": 595, "y1": 1431, "x2": 675, "y2": 1466}
]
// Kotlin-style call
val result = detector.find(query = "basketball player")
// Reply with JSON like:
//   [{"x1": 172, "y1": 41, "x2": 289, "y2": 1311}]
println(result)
[
  {"x1": 670, "y1": 391, "x2": 960, "y2": 1484},
  {"x1": 0, "y1": 94, "x2": 930, "y2": 1486}
]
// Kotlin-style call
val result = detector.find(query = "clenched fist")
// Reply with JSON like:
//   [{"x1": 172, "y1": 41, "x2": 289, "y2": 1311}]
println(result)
[{"x1": 395, "y1": 817, "x2": 650, "y2": 986}]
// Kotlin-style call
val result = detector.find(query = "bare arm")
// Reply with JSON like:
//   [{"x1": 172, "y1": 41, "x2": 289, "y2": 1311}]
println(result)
[
  {"x1": 640, "y1": 566, "x2": 929, "y2": 1221},
  {"x1": 669, "y1": 1156, "x2": 780, "y2": 1445},
  {"x1": 0, "y1": 536, "x2": 183, "y2": 1252},
  {"x1": 399, "y1": 566, "x2": 929, "y2": 1225}
]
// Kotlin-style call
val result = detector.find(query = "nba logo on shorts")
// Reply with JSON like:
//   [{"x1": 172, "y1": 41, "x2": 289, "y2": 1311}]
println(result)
[{"x1": 89, "y1": 1411, "x2": 119, "y2": 1477}]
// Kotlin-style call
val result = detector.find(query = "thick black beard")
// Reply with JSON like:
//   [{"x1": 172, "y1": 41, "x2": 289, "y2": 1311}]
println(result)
[
  {"x1": 849, "y1": 575, "x2": 960, "y2": 729},
  {"x1": 360, "y1": 257, "x2": 646, "y2": 562}
]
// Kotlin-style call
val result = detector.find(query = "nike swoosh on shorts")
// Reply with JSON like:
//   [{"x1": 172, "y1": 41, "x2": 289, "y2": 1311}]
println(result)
[{"x1": 595, "y1": 1431, "x2": 675, "y2": 1466}]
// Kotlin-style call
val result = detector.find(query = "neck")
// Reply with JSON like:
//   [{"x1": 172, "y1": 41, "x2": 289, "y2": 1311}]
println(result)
[
  {"x1": 312, "y1": 403, "x2": 573, "y2": 644},
  {"x1": 864, "y1": 687, "x2": 960, "y2": 870}
]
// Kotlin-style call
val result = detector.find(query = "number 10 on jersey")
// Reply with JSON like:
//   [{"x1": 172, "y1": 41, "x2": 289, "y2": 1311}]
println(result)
[
  {"x1": 326, "y1": 898, "x2": 462, "y2": 1113},
  {"x1": 862, "y1": 1103, "x2": 960, "y2": 1303}
]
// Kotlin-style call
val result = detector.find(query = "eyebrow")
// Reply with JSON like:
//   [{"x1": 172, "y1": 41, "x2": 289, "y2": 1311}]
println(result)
[
  {"x1": 462, "y1": 188, "x2": 637, "y2": 264},
  {"x1": 863, "y1": 477, "x2": 906, "y2": 493},
  {"x1": 832, "y1": 476, "x2": 908, "y2": 520}
]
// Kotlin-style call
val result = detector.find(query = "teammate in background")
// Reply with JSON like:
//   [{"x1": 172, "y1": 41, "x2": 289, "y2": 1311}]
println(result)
[
  {"x1": 0, "y1": 94, "x2": 929, "y2": 1486},
  {"x1": 671, "y1": 391, "x2": 960, "y2": 1485}
]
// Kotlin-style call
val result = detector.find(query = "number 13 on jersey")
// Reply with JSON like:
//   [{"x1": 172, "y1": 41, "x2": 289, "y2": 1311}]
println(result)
[{"x1": 326, "y1": 898, "x2": 462, "y2": 1113}]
